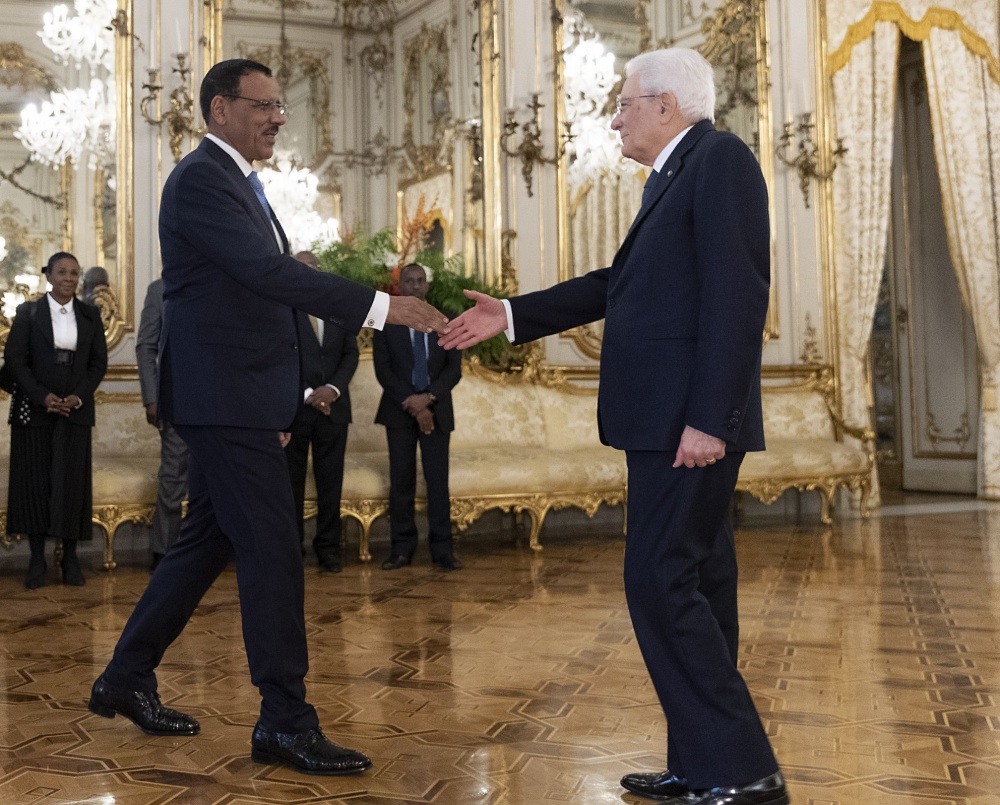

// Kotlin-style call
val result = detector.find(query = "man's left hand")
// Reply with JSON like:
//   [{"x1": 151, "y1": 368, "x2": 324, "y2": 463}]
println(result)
[
  {"x1": 402, "y1": 393, "x2": 432, "y2": 415},
  {"x1": 673, "y1": 425, "x2": 726, "y2": 468}
]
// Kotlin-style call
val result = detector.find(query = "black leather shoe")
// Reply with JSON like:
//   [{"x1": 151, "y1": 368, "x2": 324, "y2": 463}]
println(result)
[
  {"x1": 381, "y1": 555, "x2": 411, "y2": 570},
  {"x1": 655, "y1": 772, "x2": 789, "y2": 805},
  {"x1": 61, "y1": 555, "x2": 85, "y2": 586},
  {"x1": 88, "y1": 674, "x2": 200, "y2": 736},
  {"x1": 432, "y1": 554, "x2": 462, "y2": 571},
  {"x1": 620, "y1": 770, "x2": 688, "y2": 799},
  {"x1": 251, "y1": 722, "x2": 372, "y2": 775},
  {"x1": 318, "y1": 554, "x2": 342, "y2": 573}
]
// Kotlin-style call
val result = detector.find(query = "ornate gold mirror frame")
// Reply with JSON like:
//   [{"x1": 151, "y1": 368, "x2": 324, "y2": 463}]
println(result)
[
  {"x1": 401, "y1": 22, "x2": 453, "y2": 180},
  {"x1": 0, "y1": 2, "x2": 133, "y2": 352},
  {"x1": 552, "y1": 0, "x2": 778, "y2": 360},
  {"x1": 106, "y1": 0, "x2": 134, "y2": 350}
]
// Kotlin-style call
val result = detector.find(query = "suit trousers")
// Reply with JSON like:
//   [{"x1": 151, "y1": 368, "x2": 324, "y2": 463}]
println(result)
[
  {"x1": 623, "y1": 450, "x2": 778, "y2": 789},
  {"x1": 150, "y1": 421, "x2": 189, "y2": 556},
  {"x1": 385, "y1": 422, "x2": 452, "y2": 560},
  {"x1": 285, "y1": 408, "x2": 348, "y2": 556},
  {"x1": 103, "y1": 425, "x2": 318, "y2": 733}
]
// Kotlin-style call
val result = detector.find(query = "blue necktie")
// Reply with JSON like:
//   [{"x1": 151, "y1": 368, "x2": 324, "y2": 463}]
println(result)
[
  {"x1": 247, "y1": 171, "x2": 271, "y2": 217},
  {"x1": 412, "y1": 329, "x2": 429, "y2": 392}
]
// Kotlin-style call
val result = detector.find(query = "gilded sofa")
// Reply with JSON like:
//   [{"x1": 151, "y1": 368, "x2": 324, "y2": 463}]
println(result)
[
  {"x1": 737, "y1": 364, "x2": 875, "y2": 523},
  {"x1": 0, "y1": 361, "x2": 870, "y2": 570}
]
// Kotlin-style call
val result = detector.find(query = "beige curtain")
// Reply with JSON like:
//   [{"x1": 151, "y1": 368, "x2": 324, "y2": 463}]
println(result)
[
  {"x1": 923, "y1": 28, "x2": 1000, "y2": 498},
  {"x1": 830, "y1": 23, "x2": 900, "y2": 507},
  {"x1": 569, "y1": 172, "x2": 643, "y2": 270}
]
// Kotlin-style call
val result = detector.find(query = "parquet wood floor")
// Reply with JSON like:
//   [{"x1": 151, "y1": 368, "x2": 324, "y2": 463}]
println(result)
[{"x1": 2, "y1": 504, "x2": 1000, "y2": 804}]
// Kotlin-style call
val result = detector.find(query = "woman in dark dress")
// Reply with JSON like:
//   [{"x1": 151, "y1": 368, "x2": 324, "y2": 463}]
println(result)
[{"x1": 5, "y1": 252, "x2": 108, "y2": 588}]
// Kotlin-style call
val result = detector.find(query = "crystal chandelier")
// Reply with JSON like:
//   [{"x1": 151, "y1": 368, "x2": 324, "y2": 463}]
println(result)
[
  {"x1": 15, "y1": 0, "x2": 117, "y2": 171},
  {"x1": 259, "y1": 156, "x2": 341, "y2": 253},
  {"x1": 563, "y1": 13, "x2": 641, "y2": 194}
]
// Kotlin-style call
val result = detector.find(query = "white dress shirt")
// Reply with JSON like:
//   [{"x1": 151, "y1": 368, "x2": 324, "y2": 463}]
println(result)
[{"x1": 46, "y1": 293, "x2": 78, "y2": 350}]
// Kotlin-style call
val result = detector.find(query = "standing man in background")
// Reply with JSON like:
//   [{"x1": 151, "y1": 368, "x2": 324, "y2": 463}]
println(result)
[
  {"x1": 136, "y1": 277, "x2": 188, "y2": 571},
  {"x1": 88, "y1": 58, "x2": 449, "y2": 776},
  {"x1": 374, "y1": 263, "x2": 462, "y2": 572},
  {"x1": 439, "y1": 48, "x2": 787, "y2": 805},
  {"x1": 286, "y1": 250, "x2": 359, "y2": 573}
]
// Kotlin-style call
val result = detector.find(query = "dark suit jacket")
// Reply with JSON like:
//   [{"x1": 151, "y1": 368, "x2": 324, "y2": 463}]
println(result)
[
  {"x1": 157, "y1": 138, "x2": 376, "y2": 430},
  {"x1": 293, "y1": 310, "x2": 359, "y2": 424},
  {"x1": 4, "y1": 296, "x2": 108, "y2": 427},
  {"x1": 509, "y1": 120, "x2": 769, "y2": 453},
  {"x1": 373, "y1": 325, "x2": 462, "y2": 432}
]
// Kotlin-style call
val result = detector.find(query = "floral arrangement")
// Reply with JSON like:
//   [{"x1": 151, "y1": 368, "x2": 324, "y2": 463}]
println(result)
[{"x1": 314, "y1": 198, "x2": 515, "y2": 368}]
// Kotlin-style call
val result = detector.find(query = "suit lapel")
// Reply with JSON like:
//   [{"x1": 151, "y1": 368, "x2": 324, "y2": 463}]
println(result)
[
  {"x1": 200, "y1": 139, "x2": 278, "y2": 245},
  {"x1": 36, "y1": 298, "x2": 54, "y2": 350},
  {"x1": 620, "y1": 120, "x2": 715, "y2": 246}
]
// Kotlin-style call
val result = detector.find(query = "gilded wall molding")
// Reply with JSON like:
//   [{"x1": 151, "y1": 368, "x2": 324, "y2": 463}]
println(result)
[{"x1": 827, "y1": 3, "x2": 1000, "y2": 85}]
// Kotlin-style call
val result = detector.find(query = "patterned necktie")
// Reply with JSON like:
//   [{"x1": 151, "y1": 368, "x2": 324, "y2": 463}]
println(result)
[
  {"x1": 247, "y1": 171, "x2": 271, "y2": 217},
  {"x1": 642, "y1": 169, "x2": 659, "y2": 208},
  {"x1": 411, "y1": 329, "x2": 430, "y2": 392}
]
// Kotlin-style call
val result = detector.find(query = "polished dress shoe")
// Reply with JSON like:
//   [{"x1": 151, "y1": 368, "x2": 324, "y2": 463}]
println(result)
[
  {"x1": 381, "y1": 555, "x2": 411, "y2": 570},
  {"x1": 656, "y1": 772, "x2": 789, "y2": 805},
  {"x1": 251, "y1": 722, "x2": 372, "y2": 775},
  {"x1": 432, "y1": 554, "x2": 462, "y2": 571},
  {"x1": 620, "y1": 770, "x2": 688, "y2": 799},
  {"x1": 88, "y1": 674, "x2": 200, "y2": 736},
  {"x1": 318, "y1": 554, "x2": 342, "y2": 573}
]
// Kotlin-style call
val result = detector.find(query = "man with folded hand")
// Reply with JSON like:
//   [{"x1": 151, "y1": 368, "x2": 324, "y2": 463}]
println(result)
[{"x1": 88, "y1": 59, "x2": 449, "y2": 777}]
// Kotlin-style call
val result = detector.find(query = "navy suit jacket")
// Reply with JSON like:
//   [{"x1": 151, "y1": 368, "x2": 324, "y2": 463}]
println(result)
[
  {"x1": 373, "y1": 325, "x2": 462, "y2": 432},
  {"x1": 157, "y1": 138, "x2": 376, "y2": 430},
  {"x1": 510, "y1": 120, "x2": 769, "y2": 452}
]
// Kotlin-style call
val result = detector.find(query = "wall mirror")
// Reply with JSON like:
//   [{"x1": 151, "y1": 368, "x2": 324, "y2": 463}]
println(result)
[
  {"x1": 554, "y1": 0, "x2": 777, "y2": 360},
  {"x1": 0, "y1": 1, "x2": 133, "y2": 351},
  {"x1": 213, "y1": 0, "x2": 501, "y2": 285}
]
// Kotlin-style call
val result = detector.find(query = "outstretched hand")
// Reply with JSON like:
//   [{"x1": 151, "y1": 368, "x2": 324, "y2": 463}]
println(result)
[
  {"x1": 386, "y1": 295, "x2": 450, "y2": 334},
  {"x1": 437, "y1": 290, "x2": 507, "y2": 350}
]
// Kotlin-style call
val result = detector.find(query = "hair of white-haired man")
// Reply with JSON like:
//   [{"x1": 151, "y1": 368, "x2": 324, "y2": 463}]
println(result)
[{"x1": 624, "y1": 47, "x2": 716, "y2": 124}]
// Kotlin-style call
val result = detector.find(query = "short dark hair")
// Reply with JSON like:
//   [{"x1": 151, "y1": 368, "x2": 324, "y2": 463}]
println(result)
[
  {"x1": 42, "y1": 251, "x2": 78, "y2": 275},
  {"x1": 199, "y1": 58, "x2": 272, "y2": 121}
]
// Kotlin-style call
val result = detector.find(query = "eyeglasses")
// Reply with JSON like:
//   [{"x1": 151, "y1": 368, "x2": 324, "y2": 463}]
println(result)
[
  {"x1": 223, "y1": 94, "x2": 287, "y2": 116},
  {"x1": 615, "y1": 94, "x2": 658, "y2": 115}
]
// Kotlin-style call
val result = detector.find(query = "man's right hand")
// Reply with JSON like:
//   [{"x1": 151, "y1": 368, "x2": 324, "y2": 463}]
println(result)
[
  {"x1": 386, "y1": 295, "x2": 450, "y2": 334},
  {"x1": 437, "y1": 290, "x2": 507, "y2": 349}
]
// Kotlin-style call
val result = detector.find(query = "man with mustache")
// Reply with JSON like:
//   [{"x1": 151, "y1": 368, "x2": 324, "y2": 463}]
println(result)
[{"x1": 88, "y1": 59, "x2": 449, "y2": 776}]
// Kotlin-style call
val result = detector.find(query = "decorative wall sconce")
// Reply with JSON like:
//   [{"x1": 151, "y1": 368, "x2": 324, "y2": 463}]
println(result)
[
  {"x1": 776, "y1": 112, "x2": 847, "y2": 208},
  {"x1": 140, "y1": 53, "x2": 200, "y2": 163},
  {"x1": 500, "y1": 94, "x2": 571, "y2": 197}
]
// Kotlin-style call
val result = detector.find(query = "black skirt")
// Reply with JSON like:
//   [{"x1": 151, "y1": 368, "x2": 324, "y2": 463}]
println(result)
[{"x1": 7, "y1": 416, "x2": 93, "y2": 541}]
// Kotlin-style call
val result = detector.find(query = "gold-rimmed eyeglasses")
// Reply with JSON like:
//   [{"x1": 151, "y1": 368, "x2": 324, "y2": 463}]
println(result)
[
  {"x1": 615, "y1": 94, "x2": 658, "y2": 115},
  {"x1": 223, "y1": 94, "x2": 287, "y2": 116}
]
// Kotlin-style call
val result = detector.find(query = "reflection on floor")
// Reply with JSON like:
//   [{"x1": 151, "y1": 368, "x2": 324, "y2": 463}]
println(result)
[{"x1": 2, "y1": 502, "x2": 1000, "y2": 804}]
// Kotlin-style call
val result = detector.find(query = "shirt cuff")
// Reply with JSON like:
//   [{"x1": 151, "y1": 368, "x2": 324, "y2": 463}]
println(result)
[
  {"x1": 501, "y1": 299, "x2": 515, "y2": 342},
  {"x1": 303, "y1": 387, "x2": 314, "y2": 403},
  {"x1": 325, "y1": 384, "x2": 341, "y2": 398},
  {"x1": 364, "y1": 291, "x2": 390, "y2": 330}
]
